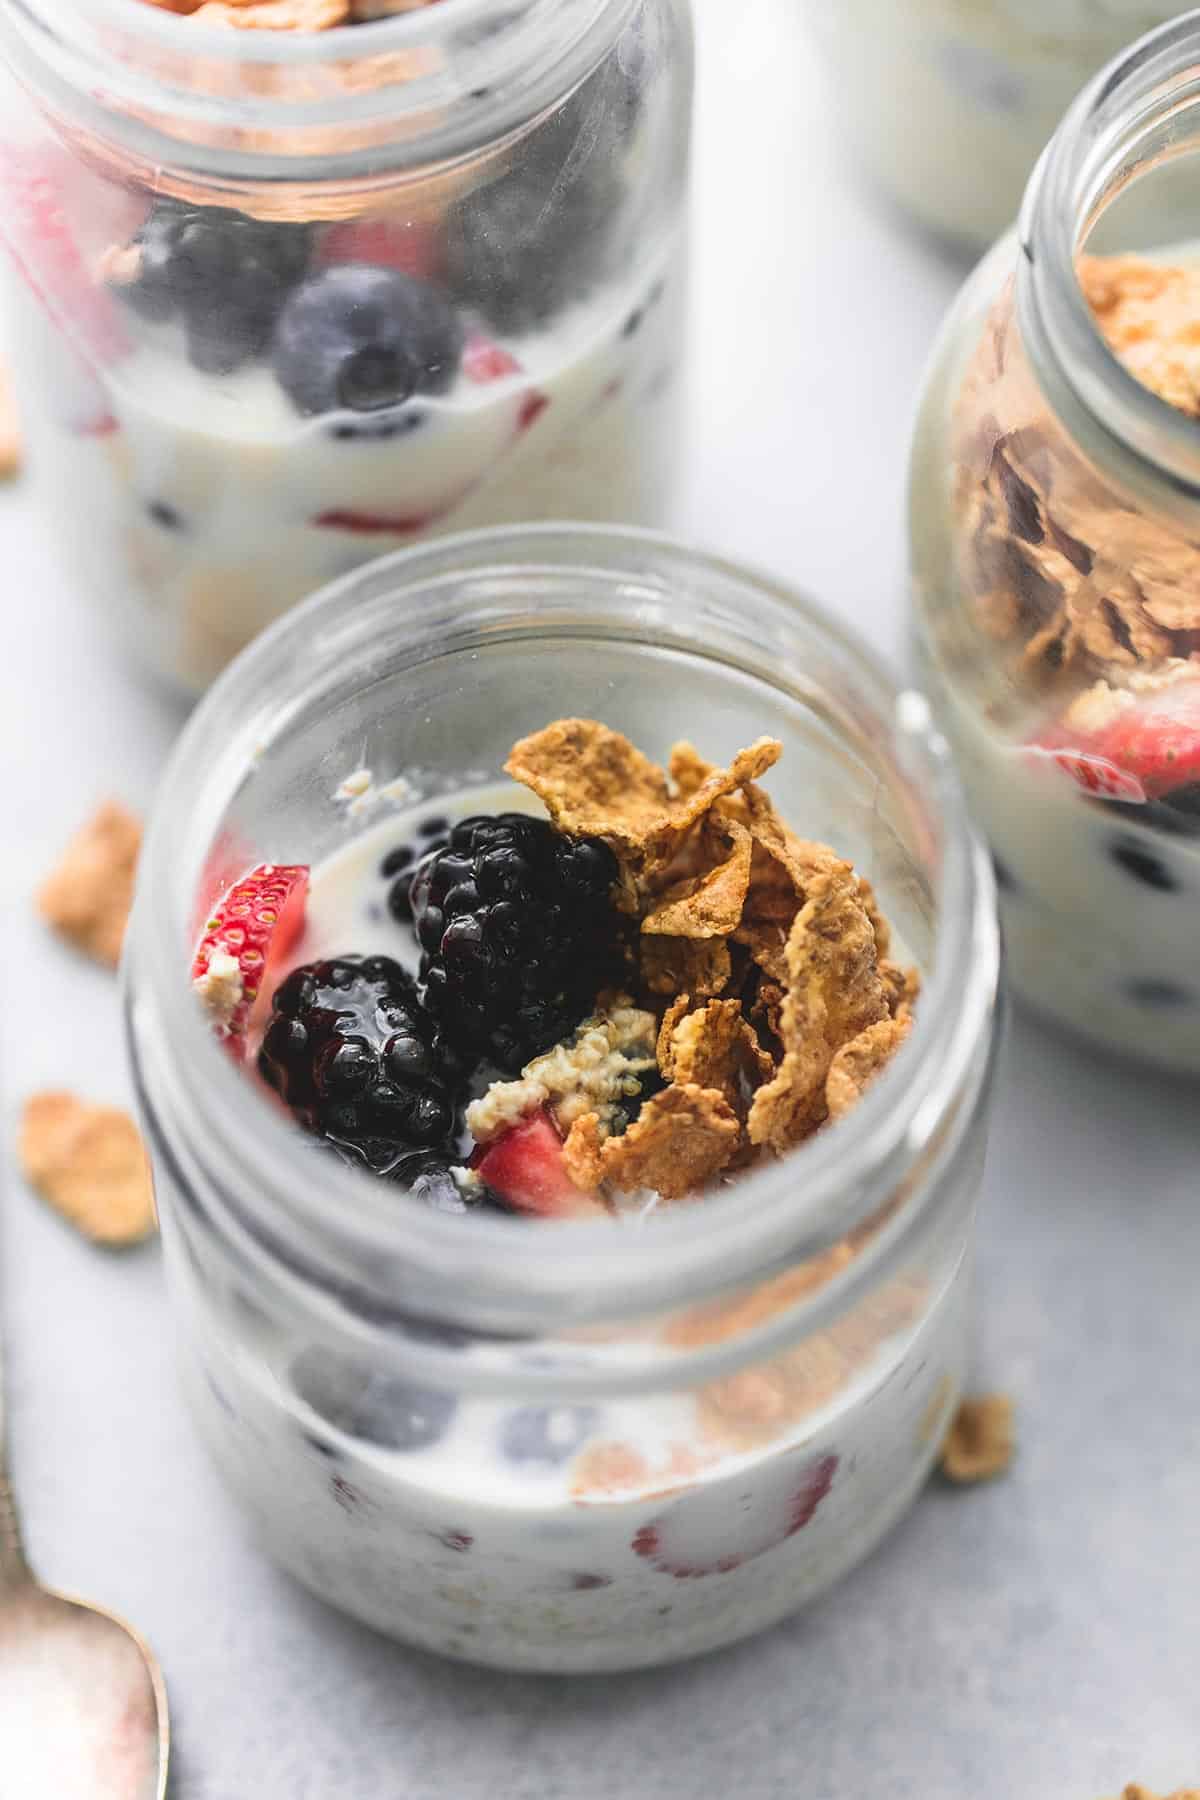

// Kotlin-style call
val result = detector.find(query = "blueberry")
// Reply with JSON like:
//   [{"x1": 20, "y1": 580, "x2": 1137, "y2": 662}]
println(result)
[
  {"x1": 388, "y1": 882, "x2": 415, "y2": 926},
  {"x1": 991, "y1": 850, "x2": 1019, "y2": 894},
  {"x1": 380, "y1": 843, "x2": 416, "y2": 879},
  {"x1": 1109, "y1": 837, "x2": 1179, "y2": 893},
  {"x1": 1125, "y1": 977, "x2": 1194, "y2": 1009},
  {"x1": 146, "y1": 499, "x2": 185, "y2": 532},
  {"x1": 328, "y1": 408, "x2": 427, "y2": 442},
  {"x1": 500, "y1": 1405, "x2": 600, "y2": 1467},
  {"x1": 419, "y1": 815, "x2": 450, "y2": 839},
  {"x1": 293, "y1": 1347, "x2": 456, "y2": 1452},
  {"x1": 272, "y1": 265, "x2": 463, "y2": 417}
]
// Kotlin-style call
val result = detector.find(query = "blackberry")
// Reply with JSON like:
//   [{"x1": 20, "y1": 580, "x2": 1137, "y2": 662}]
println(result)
[
  {"x1": 257, "y1": 954, "x2": 466, "y2": 1180},
  {"x1": 116, "y1": 201, "x2": 312, "y2": 376},
  {"x1": 441, "y1": 47, "x2": 637, "y2": 337},
  {"x1": 403, "y1": 813, "x2": 622, "y2": 1073}
]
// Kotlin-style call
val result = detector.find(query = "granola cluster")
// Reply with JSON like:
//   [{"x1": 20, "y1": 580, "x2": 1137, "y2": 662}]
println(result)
[
  {"x1": 504, "y1": 719, "x2": 918, "y2": 1201},
  {"x1": 947, "y1": 256, "x2": 1200, "y2": 727}
]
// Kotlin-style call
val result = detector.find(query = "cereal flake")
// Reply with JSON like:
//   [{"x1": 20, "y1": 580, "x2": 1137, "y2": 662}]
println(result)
[
  {"x1": 659, "y1": 999, "x2": 774, "y2": 1116},
  {"x1": 37, "y1": 802, "x2": 142, "y2": 969},
  {"x1": 640, "y1": 819, "x2": 753, "y2": 939},
  {"x1": 18, "y1": 1092, "x2": 156, "y2": 1246},
  {"x1": 505, "y1": 719, "x2": 780, "y2": 886},
  {"x1": 939, "y1": 1393, "x2": 1015, "y2": 1484},
  {"x1": 825, "y1": 1015, "x2": 912, "y2": 1121},
  {"x1": 640, "y1": 933, "x2": 731, "y2": 999},
  {"x1": 748, "y1": 869, "x2": 888, "y2": 1153},
  {"x1": 0, "y1": 360, "x2": 21, "y2": 480},
  {"x1": 599, "y1": 1083, "x2": 739, "y2": 1201}
]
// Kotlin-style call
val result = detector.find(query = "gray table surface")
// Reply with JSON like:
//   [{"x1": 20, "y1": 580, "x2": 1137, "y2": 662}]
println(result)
[{"x1": 3, "y1": 4, "x2": 1198, "y2": 1795}]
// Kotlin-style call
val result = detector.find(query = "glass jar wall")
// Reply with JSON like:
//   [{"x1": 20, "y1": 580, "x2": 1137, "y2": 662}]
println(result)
[
  {"x1": 910, "y1": 17, "x2": 1200, "y2": 1070},
  {"x1": 0, "y1": 0, "x2": 692, "y2": 691},
  {"x1": 807, "y1": 0, "x2": 1183, "y2": 249},
  {"x1": 124, "y1": 527, "x2": 1000, "y2": 1671}
]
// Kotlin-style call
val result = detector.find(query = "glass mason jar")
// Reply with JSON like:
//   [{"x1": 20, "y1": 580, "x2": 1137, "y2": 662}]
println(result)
[
  {"x1": 124, "y1": 525, "x2": 1000, "y2": 1673},
  {"x1": 911, "y1": 16, "x2": 1200, "y2": 1072},
  {"x1": 0, "y1": 0, "x2": 691, "y2": 694},
  {"x1": 806, "y1": 0, "x2": 1181, "y2": 249}
]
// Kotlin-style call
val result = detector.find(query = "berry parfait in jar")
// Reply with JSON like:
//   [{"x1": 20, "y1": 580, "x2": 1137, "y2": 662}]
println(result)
[
  {"x1": 0, "y1": 0, "x2": 691, "y2": 691},
  {"x1": 125, "y1": 526, "x2": 1000, "y2": 1672},
  {"x1": 910, "y1": 15, "x2": 1200, "y2": 1073}
]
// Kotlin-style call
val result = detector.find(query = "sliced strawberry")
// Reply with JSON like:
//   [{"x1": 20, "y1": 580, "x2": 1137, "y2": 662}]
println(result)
[
  {"x1": 1020, "y1": 743, "x2": 1147, "y2": 804},
  {"x1": 462, "y1": 331, "x2": 523, "y2": 385},
  {"x1": 631, "y1": 1451, "x2": 838, "y2": 1579},
  {"x1": 314, "y1": 507, "x2": 434, "y2": 535},
  {"x1": 191, "y1": 863, "x2": 309, "y2": 1055},
  {"x1": 1091, "y1": 678, "x2": 1200, "y2": 799},
  {"x1": 0, "y1": 151, "x2": 129, "y2": 367},
  {"x1": 319, "y1": 218, "x2": 442, "y2": 282},
  {"x1": 472, "y1": 1109, "x2": 606, "y2": 1219},
  {"x1": 517, "y1": 391, "x2": 549, "y2": 433}
]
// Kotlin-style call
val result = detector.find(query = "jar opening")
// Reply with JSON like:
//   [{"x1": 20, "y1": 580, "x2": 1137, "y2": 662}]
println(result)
[
  {"x1": 0, "y1": 0, "x2": 637, "y2": 179},
  {"x1": 1022, "y1": 12, "x2": 1200, "y2": 502},
  {"x1": 125, "y1": 526, "x2": 998, "y2": 1337}
]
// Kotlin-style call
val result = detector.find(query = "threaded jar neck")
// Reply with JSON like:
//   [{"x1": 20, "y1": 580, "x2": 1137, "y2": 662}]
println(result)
[{"x1": 1019, "y1": 11, "x2": 1200, "y2": 513}]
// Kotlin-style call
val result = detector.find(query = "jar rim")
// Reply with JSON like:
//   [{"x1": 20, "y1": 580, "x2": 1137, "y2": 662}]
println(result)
[
  {"x1": 1021, "y1": 10, "x2": 1200, "y2": 503},
  {"x1": 125, "y1": 524, "x2": 999, "y2": 1335},
  {"x1": 0, "y1": 0, "x2": 637, "y2": 177}
]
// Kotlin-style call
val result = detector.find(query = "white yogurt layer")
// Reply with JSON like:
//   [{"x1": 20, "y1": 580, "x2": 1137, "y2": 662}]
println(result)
[
  {"x1": 810, "y1": 1, "x2": 1181, "y2": 247},
  {"x1": 918, "y1": 665, "x2": 1200, "y2": 1071},
  {"x1": 160, "y1": 780, "x2": 970, "y2": 1670},
  {"x1": 6, "y1": 235, "x2": 683, "y2": 693}
]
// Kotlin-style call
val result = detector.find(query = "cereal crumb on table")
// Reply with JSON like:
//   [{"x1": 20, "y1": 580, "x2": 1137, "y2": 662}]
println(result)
[
  {"x1": 939, "y1": 1393, "x2": 1015, "y2": 1484},
  {"x1": 0, "y1": 360, "x2": 21, "y2": 479},
  {"x1": 1106, "y1": 1788, "x2": 1200, "y2": 1799},
  {"x1": 18, "y1": 1092, "x2": 157, "y2": 1246},
  {"x1": 36, "y1": 801, "x2": 142, "y2": 969}
]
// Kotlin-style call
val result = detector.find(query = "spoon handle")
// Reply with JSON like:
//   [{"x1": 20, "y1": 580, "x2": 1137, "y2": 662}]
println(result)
[{"x1": 0, "y1": 1340, "x2": 32, "y2": 1593}]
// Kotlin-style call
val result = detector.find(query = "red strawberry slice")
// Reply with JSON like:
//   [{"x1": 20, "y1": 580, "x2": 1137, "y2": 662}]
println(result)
[
  {"x1": 631, "y1": 1451, "x2": 838, "y2": 1579},
  {"x1": 314, "y1": 507, "x2": 435, "y2": 536},
  {"x1": 1091, "y1": 678, "x2": 1200, "y2": 799},
  {"x1": 191, "y1": 863, "x2": 309, "y2": 1055},
  {"x1": 462, "y1": 331, "x2": 523, "y2": 385},
  {"x1": 517, "y1": 391, "x2": 549, "y2": 433},
  {"x1": 1020, "y1": 743, "x2": 1147, "y2": 804},
  {"x1": 319, "y1": 218, "x2": 442, "y2": 282},
  {"x1": 0, "y1": 151, "x2": 129, "y2": 367},
  {"x1": 472, "y1": 1108, "x2": 606, "y2": 1219}
]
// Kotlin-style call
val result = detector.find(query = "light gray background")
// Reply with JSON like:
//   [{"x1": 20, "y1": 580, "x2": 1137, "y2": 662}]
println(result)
[{"x1": 3, "y1": 4, "x2": 1198, "y2": 1795}]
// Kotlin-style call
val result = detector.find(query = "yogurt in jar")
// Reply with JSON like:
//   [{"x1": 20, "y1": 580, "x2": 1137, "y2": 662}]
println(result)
[
  {"x1": 807, "y1": 0, "x2": 1183, "y2": 247},
  {"x1": 5, "y1": 233, "x2": 683, "y2": 693},
  {"x1": 910, "y1": 243, "x2": 1200, "y2": 1069},
  {"x1": 173, "y1": 778, "x2": 969, "y2": 1671}
]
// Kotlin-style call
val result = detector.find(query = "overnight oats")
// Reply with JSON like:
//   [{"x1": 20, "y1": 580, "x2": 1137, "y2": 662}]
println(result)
[
  {"x1": 124, "y1": 528, "x2": 999, "y2": 1671},
  {"x1": 0, "y1": 0, "x2": 691, "y2": 691},
  {"x1": 806, "y1": 2, "x2": 1183, "y2": 249},
  {"x1": 910, "y1": 17, "x2": 1200, "y2": 1070}
]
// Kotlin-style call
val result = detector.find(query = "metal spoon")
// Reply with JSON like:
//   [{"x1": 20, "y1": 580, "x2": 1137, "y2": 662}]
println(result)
[{"x1": 0, "y1": 1342, "x2": 169, "y2": 1799}]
